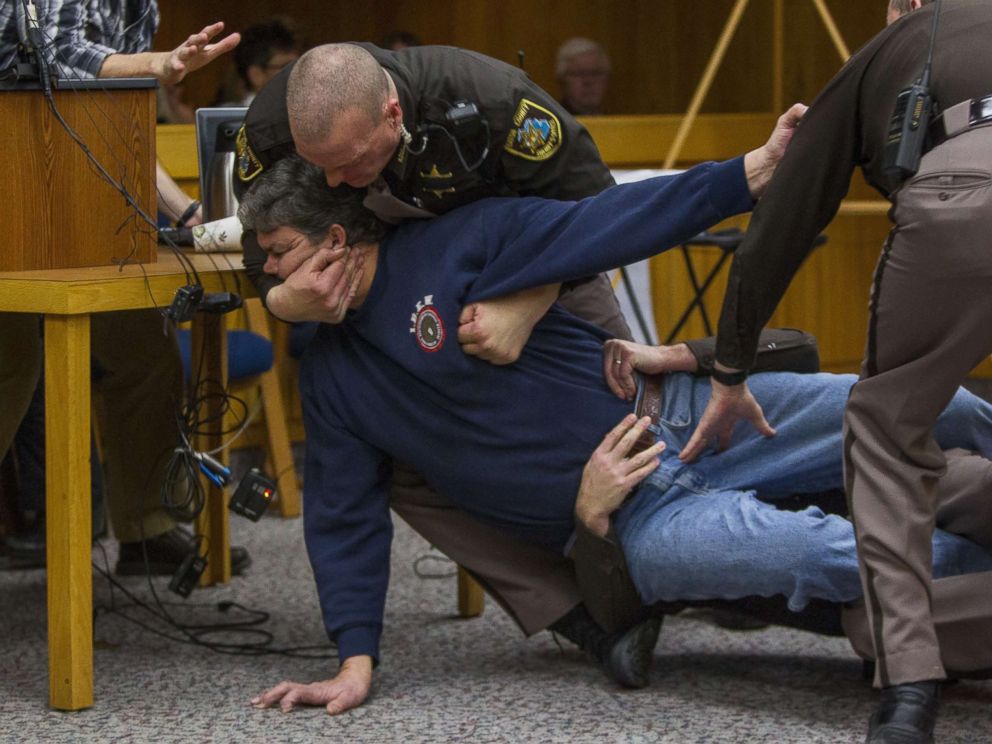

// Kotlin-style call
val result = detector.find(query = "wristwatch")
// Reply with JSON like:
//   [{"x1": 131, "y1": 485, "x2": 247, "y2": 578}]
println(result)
[
  {"x1": 710, "y1": 367, "x2": 748, "y2": 386},
  {"x1": 176, "y1": 200, "x2": 201, "y2": 227}
]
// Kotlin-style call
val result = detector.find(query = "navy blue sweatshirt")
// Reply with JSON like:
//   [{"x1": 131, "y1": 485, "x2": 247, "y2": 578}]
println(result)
[{"x1": 299, "y1": 157, "x2": 751, "y2": 661}]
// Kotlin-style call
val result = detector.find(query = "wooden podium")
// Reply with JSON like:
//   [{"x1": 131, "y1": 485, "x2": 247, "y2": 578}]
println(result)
[{"x1": 0, "y1": 79, "x2": 157, "y2": 271}]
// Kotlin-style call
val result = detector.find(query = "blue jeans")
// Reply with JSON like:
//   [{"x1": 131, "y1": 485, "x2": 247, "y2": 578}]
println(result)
[{"x1": 613, "y1": 372, "x2": 992, "y2": 610}]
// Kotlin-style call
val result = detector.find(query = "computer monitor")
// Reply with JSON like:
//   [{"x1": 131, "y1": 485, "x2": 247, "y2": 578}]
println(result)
[{"x1": 195, "y1": 107, "x2": 248, "y2": 221}]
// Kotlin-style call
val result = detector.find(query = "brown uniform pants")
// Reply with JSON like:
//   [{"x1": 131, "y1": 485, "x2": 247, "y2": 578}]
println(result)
[
  {"x1": 845, "y1": 126, "x2": 992, "y2": 687},
  {"x1": 0, "y1": 310, "x2": 181, "y2": 542},
  {"x1": 844, "y1": 450, "x2": 992, "y2": 677}
]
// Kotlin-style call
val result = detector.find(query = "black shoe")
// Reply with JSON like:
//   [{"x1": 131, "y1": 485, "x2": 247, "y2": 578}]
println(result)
[
  {"x1": 550, "y1": 604, "x2": 662, "y2": 688},
  {"x1": 115, "y1": 526, "x2": 251, "y2": 577},
  {"x1": 711, "y1": 608, "x2": 770, "y2": 631},
  {"x1": 865, "y1": 681, "x2": 941, "y2": 744}
]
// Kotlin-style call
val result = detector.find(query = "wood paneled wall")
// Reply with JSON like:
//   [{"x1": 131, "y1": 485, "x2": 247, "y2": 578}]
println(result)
[{"x1": 156, "y1": 0, "x2": 889, "y2": 116}]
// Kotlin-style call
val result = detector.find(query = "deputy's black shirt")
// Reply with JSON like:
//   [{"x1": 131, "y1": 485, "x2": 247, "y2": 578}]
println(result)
[
  {"x1": 716, "y1": 0, "x2": 992, "y2": 369},
  {"x1": 235, "y1": 43, "x2": 613, "y2": 301}
]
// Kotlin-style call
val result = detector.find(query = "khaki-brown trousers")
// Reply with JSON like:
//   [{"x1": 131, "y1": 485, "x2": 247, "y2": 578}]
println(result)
[{"x1": 844, "y1": 126, "x2": 992, "y2": 687}]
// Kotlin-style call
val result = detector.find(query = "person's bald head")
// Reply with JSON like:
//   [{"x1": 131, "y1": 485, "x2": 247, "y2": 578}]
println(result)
[{"x1": 287, "y1": 44, "x2": 404, "y2": 188}]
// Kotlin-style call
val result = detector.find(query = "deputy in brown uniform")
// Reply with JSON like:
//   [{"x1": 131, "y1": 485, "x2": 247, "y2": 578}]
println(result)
[
  {"x1": 234, "y1": 42, "x2": 628, "y2": 338},
  {"x1": 233, "y1": 41, "x2": 656, "y2": 688},
  {"x1": 682, "y1": 1, "x2": 992, "y2": 741}
]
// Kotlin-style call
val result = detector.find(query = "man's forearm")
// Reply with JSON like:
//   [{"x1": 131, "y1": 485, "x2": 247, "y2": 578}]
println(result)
[
  {"x1": 155, "y1": 160, "x2": 198, "y2": 223},
  {"x1": 98, "y1": 52, "x2": 166, "y2": 79}
]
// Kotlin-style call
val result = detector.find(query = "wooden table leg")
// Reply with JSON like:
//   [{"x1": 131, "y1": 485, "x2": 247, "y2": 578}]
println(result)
[
  {"x1": 243, "y1": 299, "x2": 300, "y2": 518},
  {"x1": 457, "y1": 567, "x2": 485, "y2": 618},
  {"x1": 44, "y1": 314, "x2": 93, "y2": 710},
  {"x1": 191, "y1": 313, "x2": 230, "y2": 584}
]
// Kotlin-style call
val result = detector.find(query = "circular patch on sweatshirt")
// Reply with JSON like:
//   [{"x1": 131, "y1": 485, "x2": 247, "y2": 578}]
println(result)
[{"x1": 411, "y1": 296, "x2": 445, "y2": 352}]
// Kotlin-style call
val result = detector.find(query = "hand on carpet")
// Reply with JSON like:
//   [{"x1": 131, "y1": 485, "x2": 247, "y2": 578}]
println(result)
[{"x1": 251, "y1": 655, "x2": 373, "y2": 715}]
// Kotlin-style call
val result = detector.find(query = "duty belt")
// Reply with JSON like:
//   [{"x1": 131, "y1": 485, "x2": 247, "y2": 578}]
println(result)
[
  {"x1": 928, "y1": 94, "x2": 992, "y2": 151},
  {"x1": 631, "y1": 372, "x2": 665, "y2": 456}
]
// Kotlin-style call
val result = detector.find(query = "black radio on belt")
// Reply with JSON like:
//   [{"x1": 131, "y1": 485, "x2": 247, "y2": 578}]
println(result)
[{"x1": 882, "y1": 0, "x2": 942, "y2": 182}]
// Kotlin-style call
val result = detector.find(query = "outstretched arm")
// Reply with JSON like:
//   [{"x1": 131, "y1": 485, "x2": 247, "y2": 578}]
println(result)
[
  {"x1": 468, "y1": 104, "x2": 810, "y2": 310},
  {"x1": 99, "y1": 22, "x2": 240, "y2": 83}
]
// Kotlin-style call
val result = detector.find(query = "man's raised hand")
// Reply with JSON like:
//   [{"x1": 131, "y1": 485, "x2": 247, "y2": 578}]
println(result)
[
  {"x1": 743, "y1": 102, "x2": 808, "y2": 198},
  {"x1": 158, "y1": 22, "x2": 241, "y2": 85}
]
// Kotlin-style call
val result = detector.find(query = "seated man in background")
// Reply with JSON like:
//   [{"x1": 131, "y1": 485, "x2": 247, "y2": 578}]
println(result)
[
  {"x1": 230, "y1": 19, "x2": 300, "y2": 107},
  {"x1": 556, "y1": 37, "x2": 611, "y2": 116},
  {"x1": 240, "y1": 155, "x2": 992, "y2": 715}
]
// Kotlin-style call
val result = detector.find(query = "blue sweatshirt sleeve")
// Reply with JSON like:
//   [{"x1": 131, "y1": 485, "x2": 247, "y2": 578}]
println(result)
[
  {"x1": 467, "y1": 157, "x2": 751, "y2": 302},
  {"x1": 300, "y1": 380, "x2": 393, "y2": 664}
]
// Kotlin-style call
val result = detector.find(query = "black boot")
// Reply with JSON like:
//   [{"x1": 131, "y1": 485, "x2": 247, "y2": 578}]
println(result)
[
  {"x1": 865, "y1": 680, "x2": 941, "y2": 744},
  {"x1": 550, "y1": 604, "x2": 661, "y2": 689}
]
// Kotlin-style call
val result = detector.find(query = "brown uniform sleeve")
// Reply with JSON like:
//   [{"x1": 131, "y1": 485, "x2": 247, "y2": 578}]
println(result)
[{"x1": 714, "y1": 57, "x2": 864, "y2": 370}]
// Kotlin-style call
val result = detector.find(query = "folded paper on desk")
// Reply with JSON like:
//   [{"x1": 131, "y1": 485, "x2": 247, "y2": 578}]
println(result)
[{"x1": 191, "y1": 216, "x2": 243, "y2": 253}]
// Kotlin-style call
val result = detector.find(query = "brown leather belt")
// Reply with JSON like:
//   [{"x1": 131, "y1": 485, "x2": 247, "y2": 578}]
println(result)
[{"x1": 631, "y1": 372, "x2": 664, "y2": 456}]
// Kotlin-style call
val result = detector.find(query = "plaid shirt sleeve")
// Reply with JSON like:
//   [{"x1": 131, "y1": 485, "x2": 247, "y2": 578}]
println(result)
[
  {"x1": 49, "y1": 0, "x2": 116, "y2": 77},
  {"x1": 46, "y1": 0, "x2": 158, "y2": 79},
  {"x1": 0, "y1": 1, "x2": 23, "y2": 72}
]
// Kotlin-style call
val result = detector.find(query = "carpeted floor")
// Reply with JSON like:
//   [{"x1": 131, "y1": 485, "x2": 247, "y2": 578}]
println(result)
[{"x1": 3, "y1": 508, "x2": 991, "y2": 743}]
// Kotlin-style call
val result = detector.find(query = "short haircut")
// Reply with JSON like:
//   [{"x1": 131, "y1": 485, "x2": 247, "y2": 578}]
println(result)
[
  {"x1": 237, "y1": 155, "x2": 389, "y2": 247},
  {"x1": 888, "y1": 0, "x2": 936, "y2": 15},
  {"x1": 287, "y1": 44, "x2": 390, "y2": 146},
  {"x1": 555, "y1": 37, "x2": 610, "y2": 78},
  {"x1": 233, "y1": 20, "x2": 298, "y2": 87}
]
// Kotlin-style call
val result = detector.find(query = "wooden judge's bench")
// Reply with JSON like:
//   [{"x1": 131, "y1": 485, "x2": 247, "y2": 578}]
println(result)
[{"x1": 0, "y1": 79, "x2": 239, "y2": 711}]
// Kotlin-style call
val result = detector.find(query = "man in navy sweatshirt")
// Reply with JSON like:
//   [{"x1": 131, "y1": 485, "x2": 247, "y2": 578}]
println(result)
[{"x1": 242, "y1": 155, "x2": 992, "y2": 716}]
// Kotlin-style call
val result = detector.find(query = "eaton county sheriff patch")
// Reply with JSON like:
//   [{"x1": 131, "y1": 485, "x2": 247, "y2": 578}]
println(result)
[
  {"x1": 505, "y1": 99, "x2": 562, "y2": 161},
  {"x1": 409, "y1": 295, "x2": 445, "y2": 352},
  {"x1": 236, "y1": 125, "x2": 264, "y2": 182}
]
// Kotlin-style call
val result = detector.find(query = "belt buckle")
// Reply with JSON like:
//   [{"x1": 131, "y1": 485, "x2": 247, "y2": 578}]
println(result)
[
  {"x1": 969, "y1": 94, "x2": 992, "y2": 128},
  {"x1": 632, "y1": 372, "x2": 663, "y2": 439}
]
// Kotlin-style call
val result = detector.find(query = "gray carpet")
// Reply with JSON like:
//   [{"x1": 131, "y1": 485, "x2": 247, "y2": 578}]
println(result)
[{"x1": 3, "y1": 511, "x2": 991, "y2": 743}]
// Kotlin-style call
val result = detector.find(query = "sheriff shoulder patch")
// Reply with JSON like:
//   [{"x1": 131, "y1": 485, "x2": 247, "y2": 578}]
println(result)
[
  {"x1": 236, "y1": 125, "x2": 264, "y2": 182},
  {"x1": 504, "y1": 99, "x2": 562, "y2": 161}
]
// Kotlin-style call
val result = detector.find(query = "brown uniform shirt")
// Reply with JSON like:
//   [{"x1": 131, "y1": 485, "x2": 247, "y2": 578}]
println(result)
[{"x1": 234, "y1": 42, "x2": 614, "y2": 303}]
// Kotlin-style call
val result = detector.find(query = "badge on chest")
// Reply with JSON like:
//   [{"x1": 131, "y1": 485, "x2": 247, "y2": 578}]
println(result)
[{"x1": 410, "y1": 295, "x2": 446, "y2": 352}]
